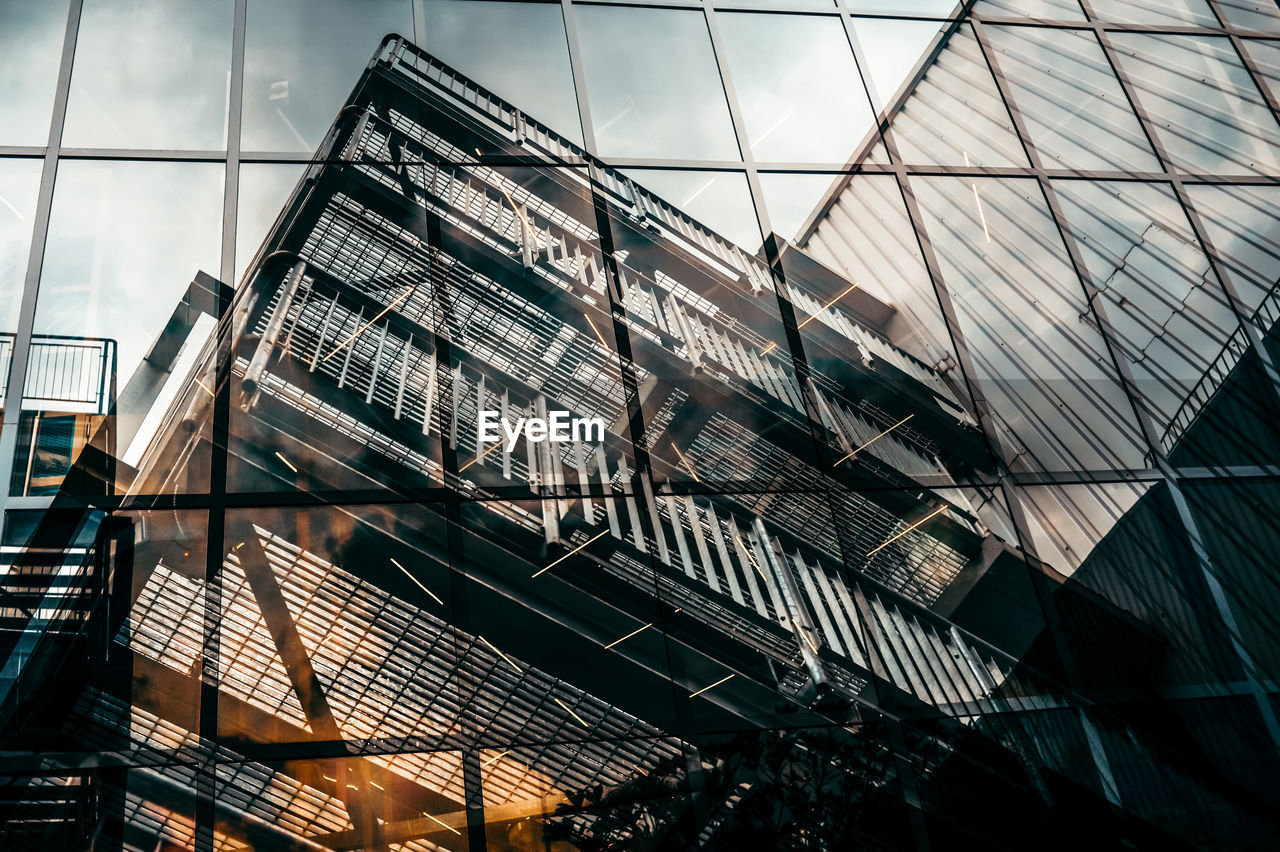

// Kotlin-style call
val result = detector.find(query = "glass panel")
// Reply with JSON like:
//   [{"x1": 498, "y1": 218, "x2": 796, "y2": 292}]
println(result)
[
  {"x1": 621, "y1": 168, "x2": 762, "y2": 252},
  {"x1": 759, "y1": 171, "x2": 841, "y2": 243},
  {"x1": 235, "y1": 161, "x2": 308, "y2": 285},
  {"x1": 716, "y1": 13, "x2": 874, "y2": 164},
  {"x1": 772, "y1": 172, "x2": 995, "y2": 485},
  {"x1": 242, "y1": 0, "x2": 413, "y2": 153},
  {"x1": 1217, "y1": 0, "x2": 1280, "y2": 32},
  {"x1": 1088, "y1": 0, "x2": 1219, "y2": 27},
  {"x1": 62, "y1": 0, "x2": 233, "y2": 150},
  {"x1": 1053, "y1": 180, "x2": 1240, "y2": 431},
  {"x1": 1184, "y1": 479, "x2": 1280, "y2": 681},
  {"x1": 575, "y1": 5, "x2": 740, "y2": 161},
  {"x1": 890, "y1": 24, "x2": 1030, "y2": 167},
  {"x1": 986, "y1": 25, "x2": 1161, "y2": 172},
  {"x1": 846, "y1": 0, "x2": 958, "y2": 14},
  {"x1": 34, "y1": 160, "x2": 223, "y2": 386},
  {"x1": 971, "y1": 0, "x2": 1085, "y2": 18},
  {"x1": 420, "y1": 0, "x2": 582, "y2": 144},
  {"x1": 0, "y1": 159, "x2": 42, "y2": 332},
  {"x1": 1109, "y1": 33, "x2": 1280, "y2": 176},
  {"x1": 0, "y1": 0, "x2": 68, "y2": 146},
  {"x1": 1240, "y1": 38, "x2": 1280, "y2": 101},
  {"x1": 910, "y1": 175, "x2": 1148, "y2": 472},
  {"x1": 848, "y1": 17, "x2": 949, "y2": 114},
  {"x1": 720, "y1": 0, "x2": 837, "y2": 9},
  {"x1": 1186, "y1": 184, "x2": 1280, "y2": 315}
]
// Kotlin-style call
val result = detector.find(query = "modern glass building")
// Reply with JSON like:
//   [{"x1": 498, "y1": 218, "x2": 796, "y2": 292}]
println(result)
[{"x1": 1, "y1": 0, "x2": 1279, "y2": 849}]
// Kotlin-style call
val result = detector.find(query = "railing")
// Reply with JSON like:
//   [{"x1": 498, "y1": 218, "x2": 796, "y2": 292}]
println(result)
[{"x1": 0, "y1": 333, "x2": 116, "y2": 414}]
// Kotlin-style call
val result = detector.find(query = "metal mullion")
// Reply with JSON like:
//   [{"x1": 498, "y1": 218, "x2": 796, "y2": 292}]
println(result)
[{"x1": 0, "y1": 0, "x2": 83, "y2": 543}]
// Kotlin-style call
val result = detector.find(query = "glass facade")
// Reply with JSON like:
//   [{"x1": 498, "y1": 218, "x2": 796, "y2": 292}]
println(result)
[{"x1": 0, "y1": 1, "x2": 1279, "y2": 849}]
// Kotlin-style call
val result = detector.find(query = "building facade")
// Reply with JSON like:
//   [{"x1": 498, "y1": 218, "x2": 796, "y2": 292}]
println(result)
[{"x1": 0, "y1": 0, "x2": 1279, "y2": 850}]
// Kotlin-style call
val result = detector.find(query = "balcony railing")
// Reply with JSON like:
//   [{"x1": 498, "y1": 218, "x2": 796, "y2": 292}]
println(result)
[{"x1": 0, "y1": 334, "x2": 116, "y2": 415}]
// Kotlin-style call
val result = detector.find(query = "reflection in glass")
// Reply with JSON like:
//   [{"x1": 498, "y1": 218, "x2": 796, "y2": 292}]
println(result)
[
  {"x1": 1217, "y1": 1, "x2": 1280, "y2": 32},
  {"x1": 911, "y1": 176, "x2": 1147, "y2": 471},
  {"x1": 846, "y1": 0, "x2": 957, "y2": 14},
  {"x1": 716, "y1": 13, "x2": 874, "y2": 163},
  {"x1": 796, "y1": 173, "x2": 958, "y2": 367},
  {"x1": 986, "y1": 25, "x2": 1160, "y2": 172},
  {"x1": 35, "y1": 160, "x2": 223, "y2": 386},
  {"x1": 1109, "y1": 33, "x2": 1280, "y2": 176},
  {"x1": 235, "y1": 162, "x2": 307, "y2": 284},
  {"x1": 0, "y1": 160, "x2": 42, "y2": 332},
  {"x1": 759, "y1": 171, "x2": 841, "y2": 244},
  {"x1": 1017, "y1": 482, "x2": 1149, "y2": 577},
  {"x1": 848, "y1": 16, "x2": 948, "y2": 113},
  {"x1": 891, "y1": 25, "x2": 1029, "y2": 166},
  {"x1": 1054, "y1": 180, "x2": 1240, "y2": 430},
  {"x1": 1088, "y1": 0, "x2": 1218, "y2": 27},
  {"x1": 1187, "y1": 184, "x2": 1280, "y2": 315},
  {"x1": 971, "y1": 0, "x2": 1085, "y2": 17},
  {"x1": 63, "y1": 0, "x2": 233, "y2": 150},
  {"x1": 575, "y1": 6, "x2": 739, "y2": 161},
  {"x1": 421, "y1": 0, "x2": 582, "y2": 143},
  {"x1": 0, "y1": 0, "x2": 68, "y2": 146},
  {"x1": 1240, "y1": 38, "x2": 1280, "y2": 102},
  {"x1": 243, "y1": 0, "x2": 412, "y2": 152},
  {"x1": 621, "y1": 168, "x2": 762, "y2": 252}
]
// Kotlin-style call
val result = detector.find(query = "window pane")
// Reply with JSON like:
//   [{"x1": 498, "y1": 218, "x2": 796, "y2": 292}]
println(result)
[
  {"x1": 0, "y1": 0, "x2": 68, "y2": 146},
  {"x1": 35, "y1": 160, "x2": 223, "y2": 384},
  {"x1": 621, "y1": 169, "x2": 762, "y2": 252},
  {"x1": 972, "y1": 0, "x2": 1085, "y2": 18},
  {"x1": 987, "y1": 26, "x2": 1160, "y2": 172},
  {"x1": 1216, "y1": 0, "x2": 1280, "y2": 32},
  {"x1": 846, "y1": 0, "x2": 958, "y2": 14},
  {"x1": 717, "y1": 13, "x2": 874, "y2": 164},
  {"x1": 910, "y1": 175, "x2": 1148, "y2": 472},
  {"x1": 1240, "y1": 38, "x2": 1280, "y2": 103},
  {"x1": 0, "y1": 159, "x2": 43, "y2": 332},
  {"x1": 890, "y1": 25, "x2": 1030, "y2": 167},
  {"x1": 235, "y1": 162, "x2": 308, "y2": 285},
  {"x1": 1186, "y1": 184, "x2": 1280, "y2": 315},
  {"x1": 242, "y1": 0, "x2": 413, "y2": 153},
  {"x1": 1053, "y1": 180, "x2": 1240, "y2": 429},
  {"x1": 420, "y1": 0, "x2": 582, "y2": 144},
  {"x1": 63, "y1": 0, "x2": 233, "y2": 150},
  {"x1": 759, "y1": 172, "x2": 841, "y2": 243},
  {"x1": 1110, "y1": 33, "x2": 1280, "y2": 176},
  {"x1": 849, "y1": 17, "x2": 948, "y2": 114},
  {"x1": 1088, "y1": 0, "x2": 1219, "y2": 27},
  {"x1": 575, "y1": 6, "x2": 739, "y2": 161}
]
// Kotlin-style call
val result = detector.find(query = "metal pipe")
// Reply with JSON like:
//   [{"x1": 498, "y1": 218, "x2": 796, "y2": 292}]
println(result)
[{"x1": 240, "y1": 260, "x2": 306, "y2": 409}]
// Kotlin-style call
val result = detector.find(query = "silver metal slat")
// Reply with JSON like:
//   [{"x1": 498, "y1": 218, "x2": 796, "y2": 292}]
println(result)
[
  {"x1": 595, "y1": 444, "x2": 623, "y2": 540},
  {"x1": 728, "y1": 515, "x2": 769, "y2": 619},
  {"x1": 641, "y1": 476, "x2": 671, "y2": 566},
  {"x1": 664, "y1": 495, "x2": 697, "y2": 580},
  {"x1": 790, "y1": 551, "x2": 844, "y2": 656},
  {"x1": 573, "y1": 440, "x2": 594, "y2": 523},
  {"x1": 616, "y1": 455, "x2": 645, "y2": 551},
  {"x1": 704, "y1": 503, "x2": 744, "y2": 606},
  {"x1": 808, "y1": 559, "x2": 859, "y2": 661},
  {"x1": 309, "y1": 293, "x2": 340, "y2": 373},
  {"x1": 393, "y1": 334, "x2": 412, "y2": 420},
  {"x1": 683, "y1": 496, "x2": 720, "y2": 594},
  {"x1": 365, "y1": 322, "x2": 388, "y2": 405}
]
